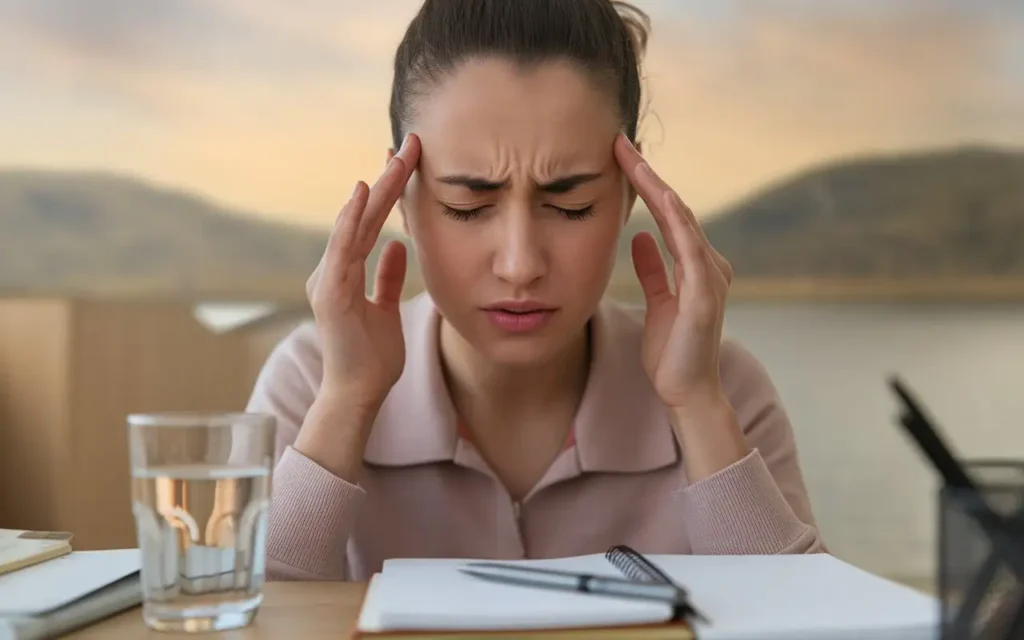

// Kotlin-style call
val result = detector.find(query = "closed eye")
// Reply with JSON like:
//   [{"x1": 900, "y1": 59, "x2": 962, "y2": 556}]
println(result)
[
  {"x1": 441, "y1": 204, "x2": 488, "y2": 221},
  {"x1": 441, "y1": 204, "x2": 595, "y2": 221},
  {"x1": 551, "y1": 204, "x2": 594, "y2": 220}
]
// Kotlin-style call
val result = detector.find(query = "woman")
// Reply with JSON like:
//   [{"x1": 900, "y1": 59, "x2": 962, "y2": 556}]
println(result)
[{"x1": 248, "y1": 0, "x2": 824, "y2": 581}]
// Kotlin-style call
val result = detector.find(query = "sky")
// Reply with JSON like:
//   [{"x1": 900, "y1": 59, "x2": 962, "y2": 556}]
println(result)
[{"x1": 0, "y1": 0, "x2": 1022, "y2": 229}]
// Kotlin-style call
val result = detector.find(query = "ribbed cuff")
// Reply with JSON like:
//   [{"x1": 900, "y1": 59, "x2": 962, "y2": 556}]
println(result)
[
  {"x1": 266, "y1": 446, "x2": 365, "y2": 577},
  {"x1": 681, "y1": 449, "x2": 819, "y2": 555}
]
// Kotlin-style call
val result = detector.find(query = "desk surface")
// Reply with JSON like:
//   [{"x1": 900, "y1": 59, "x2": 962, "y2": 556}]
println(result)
[{"x1": 66, "y1": 582, "x2": 366, "y2": 639}]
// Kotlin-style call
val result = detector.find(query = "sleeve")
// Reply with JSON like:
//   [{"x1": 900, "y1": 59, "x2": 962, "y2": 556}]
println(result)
[
  {"x1": 245, "y1": 322, "x2": 367, "y2": 580},
  {"x1": 679, "y1": 339, "x2": 825, "y2": 555}
]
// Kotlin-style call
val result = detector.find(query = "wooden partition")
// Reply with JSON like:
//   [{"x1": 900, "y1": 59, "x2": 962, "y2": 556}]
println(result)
[{"x1": 0, "y1": 297, "x2": 282, "y2": 550}]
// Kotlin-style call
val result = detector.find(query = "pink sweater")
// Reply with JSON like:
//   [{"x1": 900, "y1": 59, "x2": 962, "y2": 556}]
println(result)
[{"x1": 246, "y1": 293, "x2": 823, "y2": 581}]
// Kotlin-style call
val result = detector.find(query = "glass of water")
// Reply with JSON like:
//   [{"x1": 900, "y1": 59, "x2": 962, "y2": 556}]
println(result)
[{"x1": 127, "y1": 412, "x2": 275, "y2": 632}]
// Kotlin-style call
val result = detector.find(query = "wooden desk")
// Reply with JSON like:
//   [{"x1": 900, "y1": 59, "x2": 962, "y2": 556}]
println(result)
[{"x1": 66, "y1": 582, "x2": 367, "y2": 639}]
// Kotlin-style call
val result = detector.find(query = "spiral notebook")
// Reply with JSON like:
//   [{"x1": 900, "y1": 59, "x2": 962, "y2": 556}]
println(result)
[
  {"x1": 351, "y1": 546, "x2": 938, "y2": 639},
  {"x1": 354, "y1": 545, "x2": 693, "y2": 639}
]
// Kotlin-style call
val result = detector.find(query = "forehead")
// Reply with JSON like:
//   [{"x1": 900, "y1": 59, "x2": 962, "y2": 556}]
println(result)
[{"x1": 412, "y1": 58, "x2": 621, "y2": 171}]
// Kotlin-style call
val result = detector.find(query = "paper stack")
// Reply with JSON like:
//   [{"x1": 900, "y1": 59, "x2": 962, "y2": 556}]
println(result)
[{"x1": 0, "y1": 534, "x2": 141, "y2": 640}]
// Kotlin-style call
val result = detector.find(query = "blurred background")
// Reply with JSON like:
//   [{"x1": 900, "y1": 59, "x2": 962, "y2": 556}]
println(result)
[{"x1": 0, "y1": 0, "x2": 1022, "y2": 591}]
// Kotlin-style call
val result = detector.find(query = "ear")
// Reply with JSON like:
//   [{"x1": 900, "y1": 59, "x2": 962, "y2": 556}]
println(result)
[{"x1": 386, "y1": 147, "x2": 412, "y2": 237}]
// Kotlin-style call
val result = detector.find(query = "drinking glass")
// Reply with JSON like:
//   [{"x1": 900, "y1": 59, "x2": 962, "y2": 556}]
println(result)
[{"x1": 127, "y1": 412, "x2": 276, "y2": 632}]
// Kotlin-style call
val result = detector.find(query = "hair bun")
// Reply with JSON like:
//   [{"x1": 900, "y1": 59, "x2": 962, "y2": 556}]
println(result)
[{"x1": 612, "y1": 1, "x2": 651, "y2": 63}]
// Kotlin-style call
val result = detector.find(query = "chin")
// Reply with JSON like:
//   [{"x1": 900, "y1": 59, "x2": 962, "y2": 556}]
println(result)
[{"x1": 477, "y1": 337, "x2": 563, "y2": 368}]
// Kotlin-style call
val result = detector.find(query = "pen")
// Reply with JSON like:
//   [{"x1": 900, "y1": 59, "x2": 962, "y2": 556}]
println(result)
[{"x1": 459, "y1": 562, "x2": 692, "y2": 609}]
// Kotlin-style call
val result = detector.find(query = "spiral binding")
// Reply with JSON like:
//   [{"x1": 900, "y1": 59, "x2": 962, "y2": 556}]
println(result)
[
  {"x1": 605, "y1": 545, "x2": 710, "y2": 624},
  {"x1": 605, "y1": 544, "x2": 676, "y2": 585}
]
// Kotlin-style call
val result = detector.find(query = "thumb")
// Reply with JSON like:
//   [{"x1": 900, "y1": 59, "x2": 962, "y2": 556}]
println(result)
[
  {"x1": 372, "y1": 240, "x2": 408, "y2": 312},
  {"x1": 631, "y1": 232, "x2": 672, "y2": 306}
]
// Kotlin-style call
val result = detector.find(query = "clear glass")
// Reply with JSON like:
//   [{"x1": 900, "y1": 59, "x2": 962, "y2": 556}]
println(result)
[{"x1": 127, "y1": 412, "x2": 276, "y2": 633}]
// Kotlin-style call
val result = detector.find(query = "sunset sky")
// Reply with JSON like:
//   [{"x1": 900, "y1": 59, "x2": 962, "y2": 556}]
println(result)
[{"x1": 1, "y1": 0, "x2": 1022, "y2": 230}]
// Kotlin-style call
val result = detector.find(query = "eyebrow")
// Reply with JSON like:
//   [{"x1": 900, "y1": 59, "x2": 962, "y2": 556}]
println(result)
[{"x1": 435, "y1": 172, "x2": 603, "y2": 194}]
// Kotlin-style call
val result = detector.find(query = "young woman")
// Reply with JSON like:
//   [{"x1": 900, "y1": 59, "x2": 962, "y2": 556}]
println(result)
[{"x1": 247, "y1": 0, "x2": 824, "y2": 581}]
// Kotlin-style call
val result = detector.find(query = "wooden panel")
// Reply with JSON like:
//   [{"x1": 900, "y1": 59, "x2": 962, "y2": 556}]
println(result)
[
  {"x1": 0, "y1": 300, "x2": 71, "y2": 530},
  {"x1": 66, "y1": 299, "x2": 255, "y2": 550}
]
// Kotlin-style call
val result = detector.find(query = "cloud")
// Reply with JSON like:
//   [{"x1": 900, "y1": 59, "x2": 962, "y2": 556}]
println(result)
[
  {"x1": 0, "y1": 0, "x2": 391, "y2": 115},
  {"x1": 0, "y1": 0, "x2": 1021, "y2": 228},
  {"x1": 635, "y1": 1, "x2": 1024, "y2": 216}
]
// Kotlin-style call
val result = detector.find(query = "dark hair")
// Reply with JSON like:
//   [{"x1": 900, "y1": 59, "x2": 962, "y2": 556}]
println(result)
[{"x1": 389, "y1": 0, "x2": 650, "y2": 151}]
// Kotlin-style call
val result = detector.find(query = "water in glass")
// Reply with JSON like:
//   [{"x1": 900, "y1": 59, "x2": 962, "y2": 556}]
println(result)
[{"x1": 128, "y1": 413, "x2": 275, "y2": 632}]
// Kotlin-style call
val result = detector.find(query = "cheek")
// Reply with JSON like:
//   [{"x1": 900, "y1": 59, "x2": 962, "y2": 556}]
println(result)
[
  {"x1": 404, "y1": 194, "x2": 477, "y2": 284},
  {"x1": 555, "y1": 211, "x2": 622, "y2": 277}
]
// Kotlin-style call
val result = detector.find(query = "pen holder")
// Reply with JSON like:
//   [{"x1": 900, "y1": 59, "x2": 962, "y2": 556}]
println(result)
[{"x1": 937, "y1": 459, "x2": 1024, "y2": 640}]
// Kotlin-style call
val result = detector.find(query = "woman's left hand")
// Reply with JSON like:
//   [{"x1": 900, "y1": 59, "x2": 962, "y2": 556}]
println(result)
[{"x1": 613, "y1": 134, "x2": 733, "y2": 411}]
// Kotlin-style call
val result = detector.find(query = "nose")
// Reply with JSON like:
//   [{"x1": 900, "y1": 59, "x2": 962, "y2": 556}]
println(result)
[{"x1": 492, "y1": 208, "x2": 547, "y2": 288}]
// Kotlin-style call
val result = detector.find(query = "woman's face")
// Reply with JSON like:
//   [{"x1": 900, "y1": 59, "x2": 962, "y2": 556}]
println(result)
[{"x1": 396, "y1": 57, "x2": 635, "y2": 366}]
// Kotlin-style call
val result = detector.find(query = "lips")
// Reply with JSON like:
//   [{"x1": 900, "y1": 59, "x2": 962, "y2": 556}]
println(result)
[
  {"x1": 481, "y1": 302, "x2": 557, "y2": 333},
  {"x1": 483, "y1": 301, "x2": 554, "y2": 313}
]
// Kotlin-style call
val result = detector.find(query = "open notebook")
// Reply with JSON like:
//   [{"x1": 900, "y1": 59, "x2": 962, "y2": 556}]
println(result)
[{"x1": 352, "y1": 552, "x2": 939, "y2": 640}]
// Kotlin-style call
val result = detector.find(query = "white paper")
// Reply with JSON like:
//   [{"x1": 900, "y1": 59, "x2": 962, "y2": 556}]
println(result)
[
  {"x1": 649, "y1": 554, "x2": 939, "y2": 640},
  {"x1": 0, "y1": 550, "x2": 140, "y2": 616},
  {"x1": 359, "y1": 553, "x2": 940, "y2": 640}
]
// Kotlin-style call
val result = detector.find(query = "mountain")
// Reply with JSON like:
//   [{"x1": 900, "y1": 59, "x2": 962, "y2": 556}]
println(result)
[
  {"x1": 697, "y1": 146, "x2": 1024, "y2": 280},
  {"x1": 0, "y1": 170, "x2": 409, "y2": 299}
]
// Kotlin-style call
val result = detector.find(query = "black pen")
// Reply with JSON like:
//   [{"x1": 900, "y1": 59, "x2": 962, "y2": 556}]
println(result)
[{"x1": 459, "y1": 562, "x2": 693, "y2": 610}]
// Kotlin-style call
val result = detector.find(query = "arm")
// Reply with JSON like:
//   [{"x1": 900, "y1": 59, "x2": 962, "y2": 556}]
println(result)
[
  {"x1": 675, "y1": 340, "x2": 824, "y2": 555},
  {"x1": 245, "y1": 324, "x2": 371, "y2": 581}
]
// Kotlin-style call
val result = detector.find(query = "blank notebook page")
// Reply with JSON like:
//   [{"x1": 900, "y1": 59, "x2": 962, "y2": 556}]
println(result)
[
  {"x1": 358, "y1": 553, "x2": 676, "y2": 632},
  {"x1": 649, "y1": 554, "x2": 939, "y2": 640}
]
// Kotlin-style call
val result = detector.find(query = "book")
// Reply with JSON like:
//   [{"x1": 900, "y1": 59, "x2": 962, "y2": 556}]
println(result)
[
  {"x1": 352, "y1": 552, "x2": 939, "y2": 639},
  {"x1": 0, "y1": 549, "x2": 141, "y2": 640},
  {"x1": 0, "y1": 530, "x2": 73, "y2": 577}
]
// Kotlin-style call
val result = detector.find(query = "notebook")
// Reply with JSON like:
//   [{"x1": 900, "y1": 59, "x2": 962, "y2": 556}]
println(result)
[
  {"x1": 0, "y1": 530, "x2": 73, "y2": 577},
  {"x1": 352, "y1": 552, "x2": 939, "y2": 640},
  {"x1": 0, "y1": 549, "x2": 142, "y2": 640}
]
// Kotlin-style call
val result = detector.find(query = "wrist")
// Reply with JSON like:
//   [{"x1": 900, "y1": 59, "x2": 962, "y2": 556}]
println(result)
[
  {"x1": 317, "y1": 377, "x2": 390, "y2": 414},
  {"x1": 666, "y1": 388, "x2": 734, "y2": 425},
  {"x1": 667, "y1": 391, "x2": 750, "y2": 483},
  {"x1": 293, "y1": 388, "x2": 386, "y2": 484}
]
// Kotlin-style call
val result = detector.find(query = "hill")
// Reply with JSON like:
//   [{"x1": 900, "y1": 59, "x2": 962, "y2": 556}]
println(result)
[
  {"x1": 699, "y1": 146, "x2": 1024, "y2": 279},
  {"x1": 608, "y1": 146, "x2": 1024, "y2": 301},
  {"x1": 0, "y1": 170, "x2": 409, "y2": 299}
]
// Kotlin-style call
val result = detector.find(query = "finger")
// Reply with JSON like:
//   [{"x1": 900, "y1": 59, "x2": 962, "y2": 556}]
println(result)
[
  {"x1": 662, "y1": 190, "x2": 708, "y2": 289},
  {"x1": 670, "y1": 189, "x2": 733, "y2": 284},
  {"x1": 613, "y1": 134, "x2": 684, "y2": 266},
  {"x1": 310, "y1": 182, "x2": 369, "y2": 298},
  {"x1": 323, "y1": 182, "x2": 369, "y2": 278},
  {"x1": 372, "y1": 240, "x2": 408, "y2": 312},
  {"x1": 613, "y1": 135, "x2": 728, "y2": 286},
  {"x1": 631, "y1": 232, "x2": 672, "y2": 306},
  {"x1": 358, "y1": 133, "x2": 422, "y2": 255}
]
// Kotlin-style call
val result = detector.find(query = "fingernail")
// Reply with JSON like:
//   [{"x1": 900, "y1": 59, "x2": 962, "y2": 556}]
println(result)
[
  {"x1": 398, "y1": 133, "x2": 411, "y2": 155},
  {"x1": 350, "y1": 182, "x2": 361, "y2": 199}
]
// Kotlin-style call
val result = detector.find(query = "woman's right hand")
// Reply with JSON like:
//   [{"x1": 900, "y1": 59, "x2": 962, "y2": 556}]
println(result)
[{"x1": 306, "y1": 133, "x2": 421, "y2": 410}]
